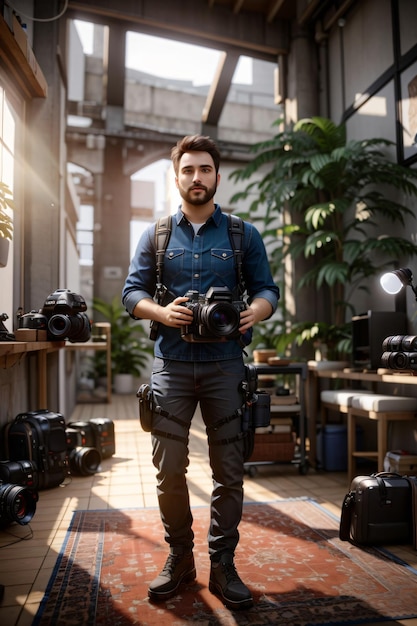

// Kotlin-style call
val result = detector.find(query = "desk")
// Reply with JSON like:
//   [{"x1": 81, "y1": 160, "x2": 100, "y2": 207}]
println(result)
[
  {"x1": 253, "y1": 362, "x2": 309, "y2": 473},
  {"x1": 307, "y1": 365, "x2": 417, "y2": 467},
  {"x1": 0, "y1": 340, "x2": 65, "y2": 406}
]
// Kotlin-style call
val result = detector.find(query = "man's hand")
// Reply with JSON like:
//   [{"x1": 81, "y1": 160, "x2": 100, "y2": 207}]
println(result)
[
  {"x1": 239, "y1": 298, "x2": 273, "y2": 334},
  {"x1": 160, "y1": 296, "x2": 194, "y2": 328}
]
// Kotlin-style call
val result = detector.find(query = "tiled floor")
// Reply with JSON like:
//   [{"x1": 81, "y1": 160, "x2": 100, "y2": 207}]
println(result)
[{"x1": 0, "y1": 393, "x2": 416, "y2": 626}]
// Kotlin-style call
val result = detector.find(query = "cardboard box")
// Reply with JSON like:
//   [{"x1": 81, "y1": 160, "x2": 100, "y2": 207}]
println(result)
[
  {"x1": 15, "y1": 328, "x2": 48, "y2": 342},
  {"x1": 384, "y1": 450, "x2": 417, "y2": 475},
  {"x1": 12, "y1": 15, "x2": 48, "y2": 97},
  {"x1": 12, "y1": 15, "x2": 28, "y2": 56}
]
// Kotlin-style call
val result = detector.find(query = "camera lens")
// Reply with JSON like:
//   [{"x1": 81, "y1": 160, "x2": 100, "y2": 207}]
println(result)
[
  {"x1": 48, "y1": 313, "x2": 91, "y2": 342},
  {"x1": 203, "y1": 302, "x2": 240, "y2": 337},
  {"x1": 69, "y1": 447, "x2": 101, "y2": 476},
  {"x1": 382, "y1": 351, "x2": 417, "y2": 369},
  {"x1": 48, "y1": 314, "x2": 71, "y2": 338},
  {"x1": 0, "y1": 483, "x2": 38, "y2": 527},
  {"x1": 399, "y1": 335, "x2": 417, "y2": 351}
]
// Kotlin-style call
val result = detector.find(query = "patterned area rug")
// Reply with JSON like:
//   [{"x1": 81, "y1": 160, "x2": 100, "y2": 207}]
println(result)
[{"x1": 33, "y1": 498, "x2": 417, "y2": 625}]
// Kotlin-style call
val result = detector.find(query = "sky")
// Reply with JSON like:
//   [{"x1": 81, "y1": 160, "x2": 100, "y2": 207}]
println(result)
[{"x1": 74, "y1": 20, "x2": 252, "y2": 86}]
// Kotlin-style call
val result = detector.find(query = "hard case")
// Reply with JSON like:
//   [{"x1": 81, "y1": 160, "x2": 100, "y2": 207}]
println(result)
[
  {"x1": 340, "y1": 472, "x2": 413, "y2": 545},
  {"x1": 2, "y1": 410, "x2": 68, "y2": 489}
]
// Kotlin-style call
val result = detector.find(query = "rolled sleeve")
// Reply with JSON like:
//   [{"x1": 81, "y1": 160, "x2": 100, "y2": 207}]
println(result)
[
  {"x1": 121, "y1": 225, "x2": 156, "y2": 318},
  {"x1": 243, "y1": 223, "x2": 280, "y2": 317}
]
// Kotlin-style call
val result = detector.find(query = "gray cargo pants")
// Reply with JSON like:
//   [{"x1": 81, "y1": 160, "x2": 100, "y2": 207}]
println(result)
[{"x1": 150, "y1": 356, "x2": 246, "y2": 561}]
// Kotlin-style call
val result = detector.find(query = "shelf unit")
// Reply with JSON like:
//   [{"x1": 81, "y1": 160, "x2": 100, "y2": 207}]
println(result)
[
  {"x1": 246, "y1": 362, "x2": 309, "y2": 475},
  {"x1": 65, "y1": 322, "x2": 112, "y2": 403}
]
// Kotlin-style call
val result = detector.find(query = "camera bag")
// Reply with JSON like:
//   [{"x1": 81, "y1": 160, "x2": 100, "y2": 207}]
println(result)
[
  {"x1": 339, "y1": 471, "x2": 417, "y2": 546},
  {"x1": 3, "y1": 410, "x2": 68, "y2": 489},
  {"x1": 68, "y1": 418, "x2": 115, "y2": 458}
]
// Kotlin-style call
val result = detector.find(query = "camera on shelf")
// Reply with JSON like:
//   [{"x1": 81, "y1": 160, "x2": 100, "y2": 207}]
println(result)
[
  {"x1": 17, "y1": 289, "x2": 91, "y2": 342},
  {"x1": 65, "y1": 427, "x2": 101, "y2": 476},
  {"x1": 0, "y1": 460, "x2": 39, "y2": 527},
  {"x1": 180, "y1": 286, "x2": 246, "y2": 343},
  {"x1": 381, "y1": 335, "x2": 417, "y2": 371},
  {"x1": 42, "y1": 289, "x2": 91, "y2": 342}
]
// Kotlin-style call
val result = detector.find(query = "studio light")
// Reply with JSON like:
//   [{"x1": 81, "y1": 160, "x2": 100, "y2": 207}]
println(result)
[{"x1": 380, "y1": 268, "x2": 417, "y2": 301}]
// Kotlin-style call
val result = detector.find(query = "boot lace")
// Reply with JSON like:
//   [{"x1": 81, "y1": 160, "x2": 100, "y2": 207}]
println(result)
[
  {"x1": 221, "y1": 561, "x2": 242, "y2": 584},
  {"x1": 161, "y1": 553, "x2": 180, "y2": 576}
]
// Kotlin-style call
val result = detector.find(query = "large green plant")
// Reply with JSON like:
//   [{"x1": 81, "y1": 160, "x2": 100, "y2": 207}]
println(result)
[
  {"x1": 0, "y1": 182, "x2": 14, "y2": 240},
  {"x1": 230, "y1": 117, "x2": 417, "y2": 357},
  {"x1": 92, "y1": 296, "x2": 153, "y2": 377}
]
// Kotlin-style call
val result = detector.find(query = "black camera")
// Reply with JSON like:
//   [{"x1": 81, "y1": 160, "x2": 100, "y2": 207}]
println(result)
[
  {"x1": 0, "y1": 479, "x2": 38, "y2": 527},
  {"x1": 181, "y1": 286, "x2": 246, "y2": 343},
  {"x1": 0, "y1": 459, "x2": 39, "y2": 490},
  {"x1": 65, "y1": 427, "x2": 101, "y2": 476},
  {"x1": 18, "y1": 311, "x2": 48, "y2": 331},
  {"x1": 381, "y1": 335, "x2": 417, "y2": 371},
  {"x1": 41, "y1": 289, "x2": 91, "y2": 342}
]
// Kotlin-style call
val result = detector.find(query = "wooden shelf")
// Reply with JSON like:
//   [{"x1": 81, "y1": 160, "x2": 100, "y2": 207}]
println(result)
[
  {"x1": 0, "y1": 340, "x2": 64, "y2": 406},
  {"x1": 0, "y1": 13, "x2": 47, "y2": 98}
]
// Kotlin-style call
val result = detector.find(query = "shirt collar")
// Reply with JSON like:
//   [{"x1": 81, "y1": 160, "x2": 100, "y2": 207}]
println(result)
[{"x1": 175, "y1": 204, "x2": 223, "y2": 227}]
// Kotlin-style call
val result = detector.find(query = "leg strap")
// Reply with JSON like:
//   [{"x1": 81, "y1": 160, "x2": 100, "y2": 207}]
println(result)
[{"x1": 151, "y1": 405, "x2": 189, "y2": 445}]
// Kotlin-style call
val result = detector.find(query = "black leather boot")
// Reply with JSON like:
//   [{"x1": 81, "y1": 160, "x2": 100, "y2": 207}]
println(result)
[
  {"x1": 148, "y1": 550, "x2": 196, "y2": 602},
  {"x1": 209, "y1": 553, "x2": 253, "y2": 610}
]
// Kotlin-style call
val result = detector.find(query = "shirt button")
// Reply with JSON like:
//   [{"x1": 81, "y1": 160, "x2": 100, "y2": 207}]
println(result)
[
  {"x1": 169, "y1": 252, "x2": 174, "y2": 258},
  {"x1": 194, "y1": 254, "x2": 199, "y2": 259},
  {"x1": 194, "y1": 273, "x2": 199, "y2": 278},
  {"x1": 222, "y1": 252, "x2": 227, "y2": 258}
]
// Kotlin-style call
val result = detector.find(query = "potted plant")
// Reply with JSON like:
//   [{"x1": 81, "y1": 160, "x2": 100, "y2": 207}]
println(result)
[
  {"x1": 230, "y1": 116, "x2": 417, "y2": 360},
  {"x1": 92, "y1": 296, "x2": 153, "y2": 394},
  {"x1": 0, "y1": 182, "x2": 14, "y2": 267}
]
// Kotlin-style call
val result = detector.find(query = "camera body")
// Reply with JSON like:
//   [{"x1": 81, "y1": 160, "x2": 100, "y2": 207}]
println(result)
[
  {"x1": 41, "y1": 288, "x2": 91, "y2": 342},
  {"x1": 381, "y1": 335, "x2": 417, "y2": 370},
  {"x1": 0, "y1": 459, "x2": 38, "y2": 490},
  {"x1": 181, "y1": 286, "x2": 246, "y2": 343},
  {"x1": 18, "y1": 311, "x2": 48, "y2": 331},
  {"x1": 65, "y1": 427, "x2": 101, "y2": 476}
]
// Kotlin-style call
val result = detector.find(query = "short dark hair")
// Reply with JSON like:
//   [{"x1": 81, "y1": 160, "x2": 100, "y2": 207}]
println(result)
[{"x1": 171, "y1": 135, "x2": 221, "y2": 176}]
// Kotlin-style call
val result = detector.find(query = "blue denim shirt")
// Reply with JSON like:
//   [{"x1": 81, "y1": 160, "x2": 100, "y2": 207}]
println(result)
[{"x1": 122, "y1": 204, "x2": 280, "y2": 361}]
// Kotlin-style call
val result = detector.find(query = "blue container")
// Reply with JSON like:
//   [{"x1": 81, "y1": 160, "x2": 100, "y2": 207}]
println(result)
[{"x1": 316, "y1": 424, "x2": 362, "y2": 471}]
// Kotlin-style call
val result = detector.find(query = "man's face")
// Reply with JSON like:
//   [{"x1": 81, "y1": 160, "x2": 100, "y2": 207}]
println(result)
[{"x1": 176, "y1": 151, "x2": 220, "y2": 206}]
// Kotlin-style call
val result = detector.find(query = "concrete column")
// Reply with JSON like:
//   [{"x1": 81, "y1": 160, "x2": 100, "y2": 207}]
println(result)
[{"x1": 93, "y1": 140, "x2": 131, "y2": 303}]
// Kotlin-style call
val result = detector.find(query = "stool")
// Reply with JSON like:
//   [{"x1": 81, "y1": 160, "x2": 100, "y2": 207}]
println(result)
[
  {"x1": 320, "y1": 389, "x2": 373, "y2": 427},
  {"x1": 347, "y1": 394, "x2": 417, "y2": 482}
]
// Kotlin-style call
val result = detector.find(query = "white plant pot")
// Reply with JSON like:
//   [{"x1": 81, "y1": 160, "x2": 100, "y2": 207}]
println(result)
[
  {"x1": 0, "y1": 237, "x2": 10, "y2": 268},
  {"x1": 114, "y1": 373, "x2": 134, "y2": 394}
]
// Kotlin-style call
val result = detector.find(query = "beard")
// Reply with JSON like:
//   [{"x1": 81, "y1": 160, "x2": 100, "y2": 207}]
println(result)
[{"x1": 178, "y1": 182, "x2": 217, "y2": 206}]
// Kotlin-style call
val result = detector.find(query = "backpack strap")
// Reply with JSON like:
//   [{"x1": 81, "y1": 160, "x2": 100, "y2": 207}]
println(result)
[
  {"x1": 154, "y1": 215, "x2": 172, "y2": 303},
  {"x1": 227, "y1": 213, "x2": 246, "y2": 297}
]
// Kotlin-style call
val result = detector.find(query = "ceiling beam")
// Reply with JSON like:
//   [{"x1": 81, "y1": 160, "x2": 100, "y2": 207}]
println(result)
[
  {"x1": 202, "y1": 51, "x2": 240, "y2": 126},
  {"x1": 267, "y1": 0, "x2": 286, "y2": 23},
  {"x1": 67, "y1": 0, "x2": 288, "y2": 58},
  {"x1": 233, "y1": 0, "x2": 245, "y2": 15}
]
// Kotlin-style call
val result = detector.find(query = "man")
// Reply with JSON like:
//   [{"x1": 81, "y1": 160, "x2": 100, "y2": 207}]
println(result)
[{"x1": 122, "y1": 134, "x2": 279, "y2": 610}]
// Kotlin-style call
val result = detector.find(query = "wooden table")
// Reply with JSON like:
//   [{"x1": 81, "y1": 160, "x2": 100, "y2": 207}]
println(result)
[
  {"x1": 307, "y1": 364, "x2": 417, "y2": 468},
  {"x1": 0, "y1": 340, "x2": 65, "y2": 406}
]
